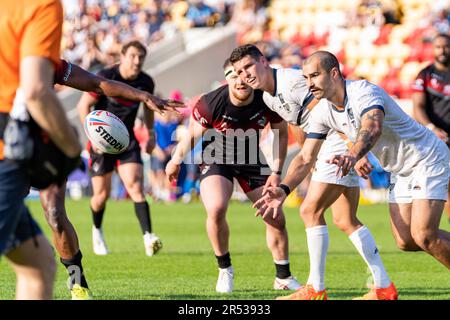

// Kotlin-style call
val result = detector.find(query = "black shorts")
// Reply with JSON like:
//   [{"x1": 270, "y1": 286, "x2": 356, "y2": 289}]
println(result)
[
  {"x1": 88, "y1": 139, "x2": 142, "y2": 176},
  {"x1": 199, "y1": 163, "x2": 270, "y2": 193},
  {"x1": 0, "y1": 160, "x2": 43, "y2": 255}
]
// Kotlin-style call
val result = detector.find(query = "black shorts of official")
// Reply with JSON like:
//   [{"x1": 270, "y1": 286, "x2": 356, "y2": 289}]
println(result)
[
  {"x1": 0, "y1": 160, "x2": 43, "y2": 255},
  {"x1": 88, "y1": 139, "x2": 142, "y2": 176},
  {"x1": 199, "y1": 163, "x2": 270, "y2": 193}
]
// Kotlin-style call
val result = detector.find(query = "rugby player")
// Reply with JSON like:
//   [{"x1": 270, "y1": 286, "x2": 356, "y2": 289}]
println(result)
[
  {"x1": 39, "y1": 58, "x2": 184, "y2": 299},
  {"x1": 412, "y1": 33, "x2": 450, "y2": 221},
  {"x1": 257, "y1": 51, "x2": 450, "y2": 299},
  {"x1": 0, "y1": 0, "x2": 81, "y2": 299},
  {"x1": 77, "y1": 41, "x2": 164, "y2": 258},
  {"x1": 231, "y1": 45, "x2": 394, "y2": 300},
  {"x1": 165, "y1": 59, "x2": 301, "y2": 293}
]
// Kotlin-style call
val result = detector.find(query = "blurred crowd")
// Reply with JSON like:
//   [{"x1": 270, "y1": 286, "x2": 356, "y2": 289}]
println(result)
[
  {"x1": 239, "y1": 0, "x2": 449, "y2": 98},
  {"x1": 62, "y1": 0, "x2": 236, "y2": 70}
]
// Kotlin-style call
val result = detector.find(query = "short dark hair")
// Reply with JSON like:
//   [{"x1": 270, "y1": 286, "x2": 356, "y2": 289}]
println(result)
[
  {"x1": 304, "y1": 51, "x2": 341, "y2": 75},
  {"x1": 433, "y1": 33, "x2": 450, "y2": 44},
  {"x1": 121, "y1": 40, "x2": 147, "y2": 56},
  {"x1": 223, "y1": 58, "x2": 232, "y2": 70},
  {"x1": 229, "y1": 44, "x2": 263, "y2": 64}
]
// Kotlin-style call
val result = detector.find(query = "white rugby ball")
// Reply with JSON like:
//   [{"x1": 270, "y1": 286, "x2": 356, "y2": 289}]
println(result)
[{"x1": 84, "y1": 110, "x2": 130, "y2": 154}]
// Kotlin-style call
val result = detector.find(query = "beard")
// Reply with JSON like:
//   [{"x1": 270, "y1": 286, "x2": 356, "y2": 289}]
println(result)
[
  {"x1": 436, "y1": 54, "x2": 449, "y2": 66},
  {"x1": 231, "y1": 90, "x2": 252, "y2": 102}
]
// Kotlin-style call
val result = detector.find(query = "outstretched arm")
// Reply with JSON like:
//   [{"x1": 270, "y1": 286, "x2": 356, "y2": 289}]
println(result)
[{"x1": 65, "y1": 63, "x2": 185, "y2": 115}]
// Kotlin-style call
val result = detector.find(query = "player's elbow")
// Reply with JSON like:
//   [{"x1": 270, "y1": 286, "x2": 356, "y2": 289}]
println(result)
[
  {"x1": 299, "y1": 152, "x2": 315, "y2": 169},
  {"x1": 371, "y1": 124, "x2": 383, "y2": 140}
]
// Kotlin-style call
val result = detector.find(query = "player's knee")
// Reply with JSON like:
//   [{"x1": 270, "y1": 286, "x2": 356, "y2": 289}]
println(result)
[
  {"x1": 22, "y1": 242, "x2": 56, "y2": 287},
  {"x1": 93, "y1": 191, "x2": 109, "y2": 206},
  {"x1": 411, "y1": 229, "x2": 437, "y2": 252},
  {"x1": 300, "y1": 202, "x2": 320, "y2": 221},
  {"x1": 44, "y1": 254, "x2": 57, "y2": 284},
  {"x1": 126, "y1": 182, "x2": 144, "y2": 200},
  {"x1": 265, "y1": 211, "x2": 286, "y2": 230},
  {"x1": 331, "y1": 216, "x2": 346, "y2": 231},
  {"x1": 332, "y1": 216, "x2": 358, "y2": 233},
  {"x1": 394, "y1": 236, "x2": 421, "y2": 252},
  {"x1": 206, "y1": 206, "x2": 227, "y2": 223}
]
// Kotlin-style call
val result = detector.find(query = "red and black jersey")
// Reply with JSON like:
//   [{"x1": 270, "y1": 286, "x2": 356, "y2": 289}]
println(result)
[
  {"x1": 192, "y1": 85, "x2": 283, "y2": 164},
  {"x1": 90, "y1": 65, "x2": 155, "y2": 141},
  {"x1": 412, "y1": 64, "x2": 450, "y2": 134}
]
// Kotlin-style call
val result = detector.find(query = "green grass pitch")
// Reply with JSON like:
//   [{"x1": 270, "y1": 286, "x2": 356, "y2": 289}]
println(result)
[{"x1": 0, "y1": 198, "x2": 449, "y2": 300}]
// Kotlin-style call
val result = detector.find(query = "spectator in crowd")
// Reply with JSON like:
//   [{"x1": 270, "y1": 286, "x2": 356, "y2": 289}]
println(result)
[
  {"x1": 151, "y1": 91, "x2": 183, "y2": 201},
  {"x1": 186, "y1": 0, "x2": 218, "y2": 28}
]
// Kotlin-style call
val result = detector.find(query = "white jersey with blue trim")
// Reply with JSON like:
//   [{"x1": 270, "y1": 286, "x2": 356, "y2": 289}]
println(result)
[
  {"x1": 262, "y1": 68, "x2": 309, "y2": 128},
  {"x1": 308, "y1": 79, "x2": 449, "y2": 176},
  {"x1": 263, "y1": 67, "x2": 349, "y2": 159}
]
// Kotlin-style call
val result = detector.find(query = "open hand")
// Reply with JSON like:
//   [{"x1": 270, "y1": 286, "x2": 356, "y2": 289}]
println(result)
[{"x1": 252, "y1": 186, "x2": 286, "y2": 219}]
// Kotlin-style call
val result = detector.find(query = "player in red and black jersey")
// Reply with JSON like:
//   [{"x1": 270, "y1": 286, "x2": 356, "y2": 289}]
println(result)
[
  {"x1": 412, "y1": 33, "x2": 450, "y2": 220},
  {"x1": 77, "y1": 41, "x2": 166, "y2": 259},
  {"x1": 38, "y1": 53, "x2": 183, "y2": 299},
  {"x1": 166, "y1": 59, "x2": 301, "y2": 293}
]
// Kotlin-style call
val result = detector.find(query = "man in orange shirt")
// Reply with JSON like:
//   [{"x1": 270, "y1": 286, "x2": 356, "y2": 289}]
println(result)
[{"x1": 0, "y1": 0, "x2": 81, "y2": 299}]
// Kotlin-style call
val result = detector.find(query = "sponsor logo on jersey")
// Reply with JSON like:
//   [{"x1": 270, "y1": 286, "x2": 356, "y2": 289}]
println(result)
[
  {"x1": 201, "y1": 165, "x2": 210, "y2": 175},
  {"x1": 92, "y1": 162, "x2": 100, "y2": 173},
  {"x1": 258, "y1": 116, "x2": 267, "y2": 127},
  {"x1": 94, "y1": 126, "x2": 125, "y2": 151},
  {"x1": 221, "y1": 114, "x2": 237, "y2": 122},
  {"x1": 277, "y1": 93, "x2": 291, "y2": 112},
  {"x1": 347, "y1": 107, "x2": 357, "y2": 129}
]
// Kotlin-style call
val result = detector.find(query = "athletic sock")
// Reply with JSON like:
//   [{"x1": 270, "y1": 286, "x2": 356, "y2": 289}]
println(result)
[
  {"x1": 134, "y1": 201, "x2": 152, "y2": 234},
  {"x1": 274, "y1": 259, "x2": 291, "y2": 279},
  {"x1": 349, "y1": 225, "x2": 391, "y2": 288},
  {"x1": 91, "y1": 206, "x2": 105, "y2": 229},
  {"x1": 216, "y1": 252, "x2": 232, "y2": 269},
  {"x1": 306, "y1": 225, "x2": 329, "y2": 291},
  {"x1": 60, "y1": 250, "x2": 89, "y2": 289}
]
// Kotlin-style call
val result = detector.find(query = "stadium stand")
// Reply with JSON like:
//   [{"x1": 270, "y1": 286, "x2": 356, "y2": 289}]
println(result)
[{"x1": 59, "y1": 0, "x2": 448, "y2": 203}]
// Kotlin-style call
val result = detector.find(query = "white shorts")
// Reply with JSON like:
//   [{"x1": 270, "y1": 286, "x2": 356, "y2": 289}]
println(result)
[
  {"x1": 311, "y1": 159, "x2": 360, "y2": 188},
  {"x1": 388, "y1": 159, "x2": 450, "y2": 203}
]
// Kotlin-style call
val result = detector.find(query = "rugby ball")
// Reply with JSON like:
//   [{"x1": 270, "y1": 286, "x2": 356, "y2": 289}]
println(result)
[{"x1": 84, "y1": 110, "x2": 129, "y2": 154}]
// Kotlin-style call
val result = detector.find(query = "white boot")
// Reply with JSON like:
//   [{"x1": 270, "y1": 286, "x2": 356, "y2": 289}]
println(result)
[
  {"x1": 143, "y1": 232, "x2": 163, "y2": 256},
  {"x1": 92, "y1": 226, "x2": 109, "y2": 255},
  {"x1": 216, "y1": 266, "x2": 234, "y2": 293}
]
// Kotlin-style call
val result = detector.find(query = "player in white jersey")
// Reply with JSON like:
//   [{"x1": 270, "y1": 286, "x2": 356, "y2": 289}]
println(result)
[
  {"x1": 230, "y1": 44, "x2": 395, "y2": 300},
  {"x1": 256, "y1": 51, "x2": 450, "y2": 297}
]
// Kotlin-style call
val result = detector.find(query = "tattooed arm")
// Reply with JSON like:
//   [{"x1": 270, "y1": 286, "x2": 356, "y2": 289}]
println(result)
[
  {"x1": 349, "y1": 109, "x2": 384, "y2": 159},
  {"x1": 327, "y1": 108, "x2": 384, "y2": 177}
]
